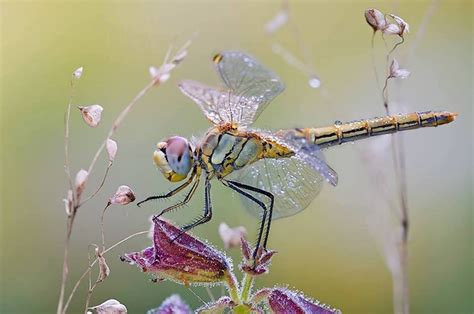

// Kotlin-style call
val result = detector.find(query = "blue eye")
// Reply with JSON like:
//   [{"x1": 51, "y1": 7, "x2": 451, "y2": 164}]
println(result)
[
  {"x1": 169, "y1": 152, "x2": 191, "y2": 175},
  {"x1": 165, "y1": 136, "x2": 193, "y2": 176}
]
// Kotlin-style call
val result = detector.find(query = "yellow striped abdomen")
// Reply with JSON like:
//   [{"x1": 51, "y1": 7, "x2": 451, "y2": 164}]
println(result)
[{"x1": 281, "y1": 111, "x2": 457, "y2": 149}]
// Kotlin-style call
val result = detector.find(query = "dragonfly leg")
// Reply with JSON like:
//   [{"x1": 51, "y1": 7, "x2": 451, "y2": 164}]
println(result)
[
  {"x1": 228, "y1": 180, "x2": 275, "y2": 250},
  {"x1": 137, "y1": 169, "x2": 196, "y2": 207},
  {"x1": 151, "y1": 176, "x2": 200, "y2": 224},
  {"x1": 224, "y1": 180, "x2": 274, "y2": 260},
  {"x1": 171, "y1": 178, "x2": 212, "y2": 242}
]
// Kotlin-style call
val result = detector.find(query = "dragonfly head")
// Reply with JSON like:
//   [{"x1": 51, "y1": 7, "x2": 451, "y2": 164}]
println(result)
[{"x1": 153, "y1": 136, "x2": 194, "y2": 182}]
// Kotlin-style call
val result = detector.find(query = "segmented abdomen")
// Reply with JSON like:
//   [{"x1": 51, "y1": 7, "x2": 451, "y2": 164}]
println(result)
[{"x1": 281, "y1": 111, "x2": 457, "y2": 149}]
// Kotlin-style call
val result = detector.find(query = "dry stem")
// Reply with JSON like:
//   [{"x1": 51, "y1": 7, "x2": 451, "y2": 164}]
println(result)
[
  {"x1": 63, "y1": 230, "x2": 149, "y2": 313},
  {"x1": 57, "y1": 77, "x2": 79, "y2": 314},
  {"x1": 57, "y1": 79, "x2": 157, "y2": 314}
]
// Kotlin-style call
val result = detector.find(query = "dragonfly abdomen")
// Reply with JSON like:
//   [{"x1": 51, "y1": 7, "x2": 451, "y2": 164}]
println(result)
[{"x1": 286, "y1": 111, "x2": 457, "y2": 149}]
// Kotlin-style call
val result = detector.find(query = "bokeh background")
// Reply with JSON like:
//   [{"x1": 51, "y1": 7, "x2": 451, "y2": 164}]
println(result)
[{"x1": 1, "y1": 0, "x2": 472, "y2": 313}]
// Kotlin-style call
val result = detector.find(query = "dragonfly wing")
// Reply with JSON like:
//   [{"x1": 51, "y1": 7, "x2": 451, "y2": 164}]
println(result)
[
  {"x1": 278, "y1": 130, "x2": 339, "y2": 186},
  {"x1": 231, "y1": 130, "x2": 338, "y2": 219},
  {"x1": 178, "y1": 80, "x2": 229, "y2": 125},
  {"x1": 233, "y1": 156, "x2": 324, "y2": 219},
  {"x1": 213, "y1": 51, "x2": 285, "y2": 126}
]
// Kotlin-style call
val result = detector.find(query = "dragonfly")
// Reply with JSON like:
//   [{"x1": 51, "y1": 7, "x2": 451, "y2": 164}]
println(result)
[{"x1": 138, "y1": 51, "x2": 457, "y2": 259}]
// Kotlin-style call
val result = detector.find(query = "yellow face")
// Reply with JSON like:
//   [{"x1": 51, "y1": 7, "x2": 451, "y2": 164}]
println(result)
[{"x1": 153, "y1": 136, "x2": 194, "y2": 182}]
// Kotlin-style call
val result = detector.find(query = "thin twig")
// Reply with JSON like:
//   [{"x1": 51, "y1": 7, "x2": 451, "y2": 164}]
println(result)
[
  {"x1": 57, "y1": 76, "x2": 79, "y2": 314},
  {"x1": 101, "y1": 203, "x2": 111, "y2": 251},
  {"x1": 79, "y1": 164, "x2": 112, "y2": 207},
  {"x1": 86, "y1": 79, "x2": 156, "y2": 178},
  {"x1": 370, "y1": 32, "x2": 385, "y2": 105},
  {"x1": 59, "y1": 39, "x2": 193, "y2": 313},
  {"x1": 63, "y1": 230, "x2": 149, "y2": 313}
]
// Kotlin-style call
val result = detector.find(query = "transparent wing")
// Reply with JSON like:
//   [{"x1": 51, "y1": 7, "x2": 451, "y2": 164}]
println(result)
[
  {"x1": 178, "y1": 80, "x2": 258, "y2": 125},
  {"x1": 231, "y1": 131, "x2": 338, "y2": 220},
  {"x1": 213, "y1": 51, "x2": 285, "y2": 126},
  {"x1": 234, "y1": 156, "x2": 324, "y2": 219}
]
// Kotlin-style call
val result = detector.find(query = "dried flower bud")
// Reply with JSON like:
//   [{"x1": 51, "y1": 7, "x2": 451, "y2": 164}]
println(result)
[
  {"x1": 95, "y1": 248, "x2": 110, "y2": 283},
  {"x1": 121, "y1": 218, "x2": 231, "y2": 286},
  {"x1": 390, "y1": 14, "x2": 409, "y2": 36},
  {"x1": 106, "y1": 139, "x2": 118, "y2": 163},
  {"x1": 240, "y1": 238, "x2": 276, "y2": 276},
  {"x1": 150, "y1": 63, "x2": 175, "y2": 84},
  {"x1": 78, "y1": 105, "x2": 103, "y2": 128},
  {"x1": 267, "y1": 288, "x2": 341, "y2": 314},
  {"x1": 63, "y1": 189, "x2": 73, "y2": 216},
  {"x1": 265, "y1": 9, "x2": 289, "y2": 34},
  {"x1": 389, "y1": 59, "x2": 410, "y2": 79},
  {"x1": 109, "y1": 185, "x2": 135, "y2": 205},
  {"x1": 365, "y1": 8, "x2": 386, "y2": 32},
  {"x1": 218, "y1": 222, "x2": 247, "y2": 250},
  {"x1": 383, "y1": 23, "x2": 401, "y2": 36},
  {"x1": 149, "y1": 66, "x2": 159, "y2": 78},
  {"x1": 73, "y1": 66, "x2": 83, "y2": 79},
  {"x1": 75, "y1": 169, "x2": 89, "y2": 202},
  {"x1": 241, "y1": 237, "x2": 252, "y2": 260},
  {"x1": 147, "y1": 294, "x2": 192, "y2": 314},
  {"x1": 89, "y1": 299, "x2": 127, "y2": 314}
]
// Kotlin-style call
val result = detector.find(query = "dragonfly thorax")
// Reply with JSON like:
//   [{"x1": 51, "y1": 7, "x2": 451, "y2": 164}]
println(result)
[
  {"x1": 153, "y1": 136, "x2": 195, "y2": 182},
  {"x1": 199, "y1": 124, "x2": 294, "y2": 179}
]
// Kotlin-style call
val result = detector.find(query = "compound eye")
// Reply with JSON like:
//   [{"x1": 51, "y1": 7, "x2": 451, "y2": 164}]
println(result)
[{"x1": 166, "y1": 136, "x2": 192, "y2": 176}]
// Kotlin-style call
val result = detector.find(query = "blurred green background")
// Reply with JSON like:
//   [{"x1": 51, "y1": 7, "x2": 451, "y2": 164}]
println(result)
[{"x1": 1, "y1": 0, "x2": 472, "y2": 313}]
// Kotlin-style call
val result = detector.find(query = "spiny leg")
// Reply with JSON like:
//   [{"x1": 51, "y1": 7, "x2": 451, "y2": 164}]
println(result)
[
  {"x1": 152, "y1": 176, "x2": 200, "y2": 223},
  {"x1": 137, "y1": 169, "x2": 196, "y2": 207},
  {"x1": 171, "y1": 178, "x2": 212, "y2": 241},
  {"x1": 228, "y1": 180, "x2": 275, "y2": 249},
  {"x1": 224, "y1": 180, "x2": 272, "y2": 261}
]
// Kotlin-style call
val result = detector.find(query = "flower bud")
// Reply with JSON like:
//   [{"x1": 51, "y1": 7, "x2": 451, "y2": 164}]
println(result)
[
  {"x1": 63, "y1": 189, "x2": 73, "y2": 216},
  {"x1": 365, "y1": 8, "x2": 386, "y2": 32},
  {"x1": 218, "y1": 222, "x2": 247, "y2": 249},
  {"x1": 267, "y1": 288, "x2": 341, "y2": 314},
  {"x1": 121, "y1": 218, "x2": 231, "y2": 286},
  {"x1": 147, "y1": 294, "x2": 192, "y2": 314},
  {"x1": 73, "y1": 66, "x2": 83, "y2": 79},
  {"x1": 75, "y1": 169, "x2": 88, "y2": 202},
  {"x1": 383, "y1": 23, "x2": 401, "y2": 36},
  {"x1": 106, "y1": 139, "x2": 118, "y2": 163},
  {"x1": 95, "y1": 248, "x2": 110, "y2": 283},
  {"x1": 109, "y1": 185, "x2": 135, "y2": 205},
  {"x1": 390, "y1": 14, "x2": 409, "y2": 36},
  {"x1": 240, "y1": 238, "x2": 276, "y2": 276},
  {"x1": 89, "y1": 299, "x2": 127, "y2": 314},
  {"x1": 389, "y1": 59, "x2": 410, "y2": 79},
  {"x1": 78, "y1": 105, "x2": 103, "y2": 128}
]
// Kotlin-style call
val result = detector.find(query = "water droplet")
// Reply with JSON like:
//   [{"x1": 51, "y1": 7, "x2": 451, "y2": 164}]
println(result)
[{"x1": 308, "y1": 77, "x2": 321, "y2": 88}]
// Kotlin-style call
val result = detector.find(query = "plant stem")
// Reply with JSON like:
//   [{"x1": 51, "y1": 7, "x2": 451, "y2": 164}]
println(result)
[
  {"x1": 57, "y1": 77, "x2": 78, "y2": 314},
  {"x1": 57, "y1": 213, "x2": 75, "y2": 314},
  {"x1": 224, "y1": 271, "x2": 240, "y2": 304},
  {"x1": 240, "y1": 273, "x2": 254, "y2": 303},
  {"x1": 100, "y1": 203, "x2": 111, "y2": 251},
  {"x1": 63, "y1": 230, "x2": 149, "y2": 313},
  {"x1": 86, "y1": 79, "x2": 156, "y2": 177}
]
